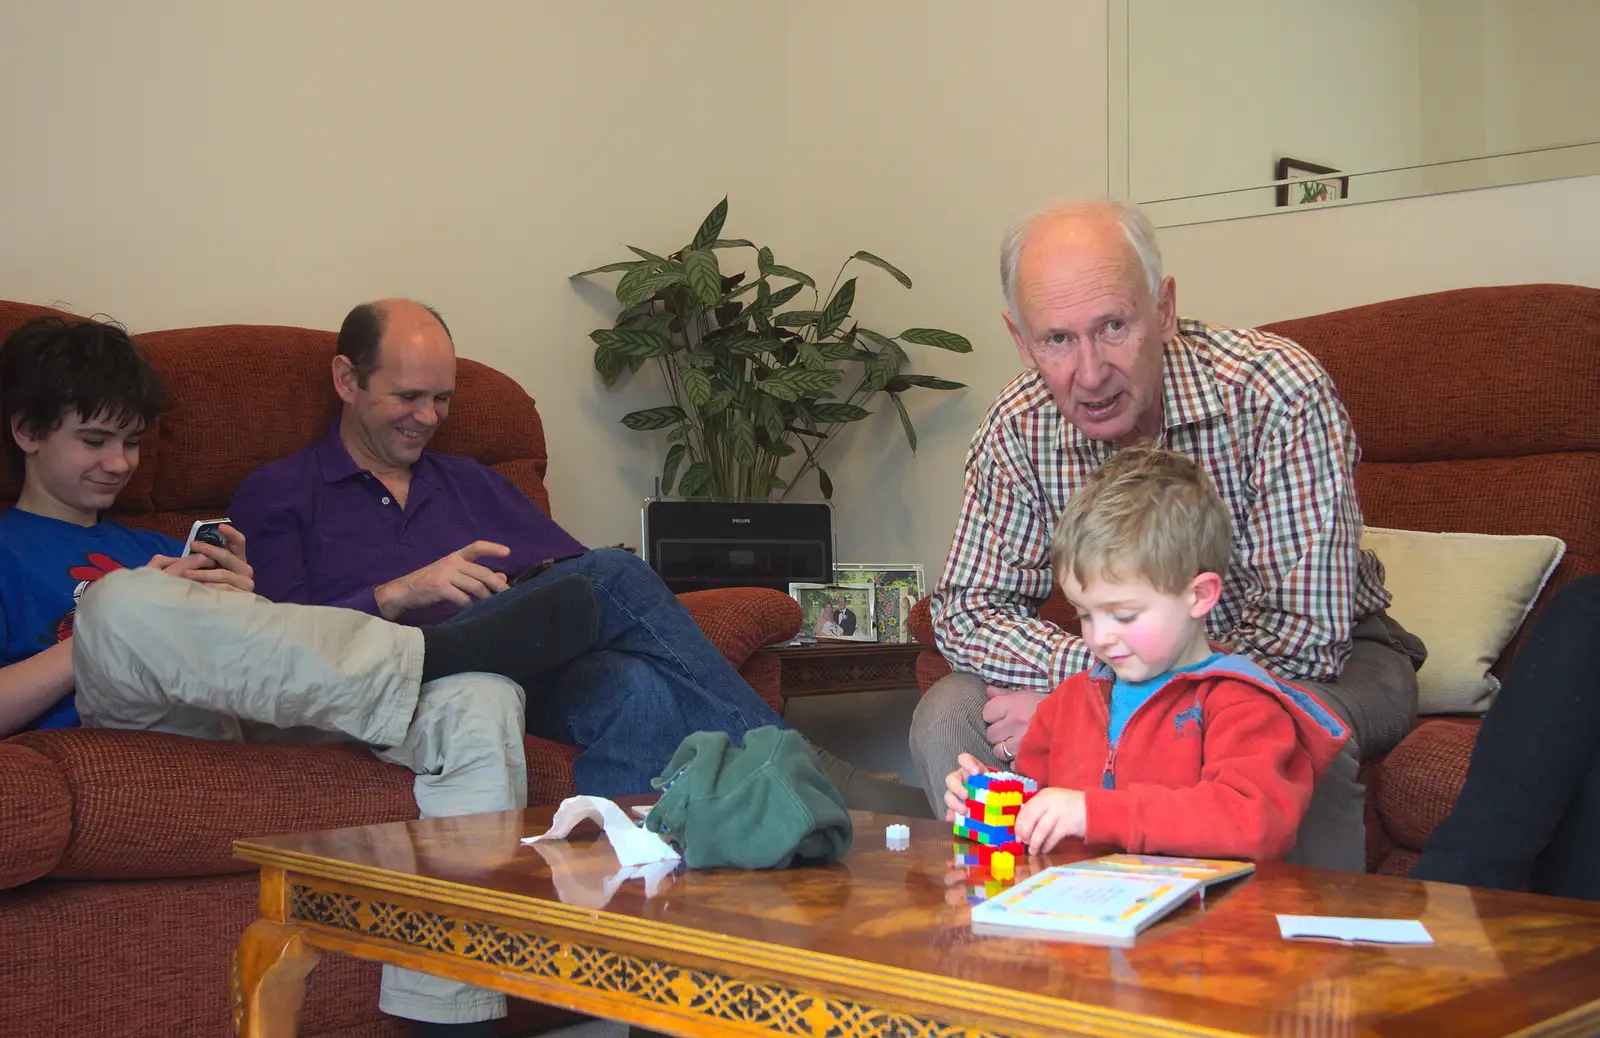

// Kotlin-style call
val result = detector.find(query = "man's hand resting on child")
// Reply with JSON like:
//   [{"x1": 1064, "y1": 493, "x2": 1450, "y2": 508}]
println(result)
[
  {"x1": 144, "y1": 524, "x2": 254, "y2": 593},
  {"x1": 982, "y1": 686, "x2": 1046, "y2": 761}
]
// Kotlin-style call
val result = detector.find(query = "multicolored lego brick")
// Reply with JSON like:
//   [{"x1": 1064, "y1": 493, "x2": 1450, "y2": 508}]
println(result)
[{"x1": 952, "y1": 770, "x2": 1038, "y2": 845}]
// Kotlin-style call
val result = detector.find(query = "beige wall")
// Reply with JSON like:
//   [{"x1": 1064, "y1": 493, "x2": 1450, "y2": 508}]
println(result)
[{"x1": 2, "y1": 1, "x2": 1596, "y2": 581}]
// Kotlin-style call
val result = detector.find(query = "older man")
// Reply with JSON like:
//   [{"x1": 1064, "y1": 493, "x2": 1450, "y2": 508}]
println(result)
[{"x1": 910, "y1": 202, "x2": 1425, "y2": 871}]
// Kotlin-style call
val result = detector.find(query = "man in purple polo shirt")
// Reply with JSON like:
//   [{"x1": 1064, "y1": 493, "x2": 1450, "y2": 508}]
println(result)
[{"x1": 231, "y1": 298, "x2": 928, "y2": 819}]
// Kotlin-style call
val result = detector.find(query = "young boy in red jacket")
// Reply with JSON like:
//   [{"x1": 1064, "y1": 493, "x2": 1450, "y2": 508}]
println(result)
[{"x1": 943, "y1": 447, "x2": 1350, "y2": 860}]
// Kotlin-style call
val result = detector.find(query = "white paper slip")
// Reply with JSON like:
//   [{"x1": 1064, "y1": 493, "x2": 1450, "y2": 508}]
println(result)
[
  {"x1": 523, "y1": 795, "x2": 680, "y2": 867},
  {"x1": 1276, "y1": 915, "x2": 1433, "y2": 945}
]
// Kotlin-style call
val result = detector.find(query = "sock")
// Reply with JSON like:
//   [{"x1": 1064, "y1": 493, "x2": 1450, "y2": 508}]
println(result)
[
  {"x1": 419, "y1": 572, "x2": 598, "y2": 685},
  {"x1": 409, "y1": 1022, "x2": 495, "y2": 1038},
  {"x1": 809, "y1": 743, "x2": 935, "y2": 819}
]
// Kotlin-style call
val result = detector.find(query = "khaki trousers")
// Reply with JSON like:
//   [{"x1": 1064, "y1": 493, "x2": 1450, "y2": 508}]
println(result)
[
  {"x1": 908, "y1": 613, "x2": 1424, "y2": 872},
  {"x1": 72, "y1": 568, "x2": 526, "y2": 1025}
]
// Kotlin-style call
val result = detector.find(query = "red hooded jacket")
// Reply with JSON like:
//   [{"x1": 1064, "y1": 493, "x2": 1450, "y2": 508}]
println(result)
[{"x1": 1015, "y1": 654, "x2": 1350, "y2": 861}]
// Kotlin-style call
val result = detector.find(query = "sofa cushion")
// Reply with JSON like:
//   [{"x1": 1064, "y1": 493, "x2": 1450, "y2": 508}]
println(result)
[
  {"x1": 9, "y1": 727, "x2": 581, "y2": 880},
  {"x1": 1364, "y1": 527, "x2": 1564, "y2": 714},
  {"x1": 0, "y1": 741, "x2": 72, "y2": 888}
]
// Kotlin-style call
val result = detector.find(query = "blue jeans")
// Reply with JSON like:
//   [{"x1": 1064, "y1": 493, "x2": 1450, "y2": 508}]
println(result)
[{"x1": 447, "y1": 548, "x2": 787, "y2": 796}]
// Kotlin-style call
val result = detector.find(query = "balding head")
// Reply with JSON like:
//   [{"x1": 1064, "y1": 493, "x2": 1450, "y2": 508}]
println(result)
[
  {"x1": 332, "y1": 298, "x2": 457, "y2": 474},
  {"x1": 1000, "y1": 201, "x2": 1177, "y2": 447},
  {"x1": 337, "y1": 298, "x2": 453, "y2": 388},
  {"x1": 1000, "y1": 201, "x2": 1163, "y2": 324}
]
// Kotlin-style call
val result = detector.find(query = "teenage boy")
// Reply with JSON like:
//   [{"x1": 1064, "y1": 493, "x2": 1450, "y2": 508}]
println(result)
[
  {"x1": 944, "y1": 447, "x2": 1351, "y2": 860},
  {"x1": 0, "y1": 315, "x2": 596, "y2": 1035}
]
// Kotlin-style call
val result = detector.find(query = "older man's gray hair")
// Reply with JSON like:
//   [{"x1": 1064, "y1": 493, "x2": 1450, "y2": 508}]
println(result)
[{"x1": 999, "y1": 201, "x2": 1165, "y2": 322}]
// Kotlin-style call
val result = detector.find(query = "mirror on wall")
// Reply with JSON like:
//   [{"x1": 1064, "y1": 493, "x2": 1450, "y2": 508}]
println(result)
[{"x1": 1108, "y1": 0, "x2": 1600, "y2": 226}]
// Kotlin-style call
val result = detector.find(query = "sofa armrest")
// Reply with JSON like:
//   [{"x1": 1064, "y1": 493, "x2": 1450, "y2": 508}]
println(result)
[
  {"x1": 908, "y1": 594, "x2": 936, "y2": 648},
  {"x1": 0, "y1": 739, "x2": 72, "y2": 889},
  {"x1": 676, "y1": 587, "x2": 801, "y2": 667},
  {"x1": 1372, "y1": 718, "x2": 1481, "y2": 855}
]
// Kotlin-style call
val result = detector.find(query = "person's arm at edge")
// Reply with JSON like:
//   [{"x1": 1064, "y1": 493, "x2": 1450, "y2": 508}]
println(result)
[
  {"x1": 1225, "y1": 382, "x2": 1364, "y2": 682},
  {"x1": 0, "y1": 641, "x2": 75, "y2": 739},
  {"x1": 1082, "y1": 682, "x2": 1317, "y2": 860},
  {"x1": 932, "y1": 456, "x2": 1092, "y2": 691}
]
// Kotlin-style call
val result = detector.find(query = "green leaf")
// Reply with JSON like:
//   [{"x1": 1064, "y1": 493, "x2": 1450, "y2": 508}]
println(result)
[
  {"x1": 682, "y1": 248, "x2": 722, "y2": 308},
  {"x1": 690, "y1": 197, "x2": 729, "y2": 251},
  {"x1": 761, "y1": 439, "x2": 796, "y2": 458},
  {"x1": 896, "y1": 373, "x2": 967, "y2": 390},
  {"x1": 661, "y1": 443, "x2": 687, "y2": 495},
  {"x1": 758, "y1": 366, "x2": 843, "y2": 402},
  {"x1": 774, "y1": 310, "x2": 820, "y2": 329},
  {"x1": 764, "y1": 263, "x2": 815, "y2": 289},
  {"x1": 817, "y1": 278, "x2": 856, "y2": 339},
  {"x1": 627, "y1": 246, "x2": 673, "y2": 268},
  {"x1": 796, "y1": 344, "x2": 827, "y2": 371},
  {"x1": 812, "y1": 339, "x2": 857, "y2": 360},
  {"x1": 856, "y1": 328, "x2": 898, "y2": 352},
  {"x1": 889, "y1": 392, "x2": 917, "y2": 451},
  {"x1": 704, "y1": 389, "x2": 735, "y2": 414},
  {"x1": 680, "y1": 366, "x2": 713, "y2": 407},
  {"x1": 757, "y1": 246, "x2": 775, "y2": 273},
  {"x1": 809, "y1": 402, "x2": 871, "y2": 423},
  {"x1": 615, "y1": 267, "x2": 686, "y2": 307},
  {"x1": 757, "y1": 394, "x2": 786, "y2": 441},
  {"x1": 573, "y1": 260, "x2": 644, "y2": 278},
  {"x1": 709, "y1": 238, "x2": 755, "y2": 250},
  {"x1": 722, "y1": 331, "x2": 773, "y2": 358},
  {"x1": 621, "y1": 405, "x2": 687, "y2": 431},
  {"x1": 753, "y1": 473, "x2": 789, "y2": 495},
  {"x1": 850, "y1": 251, "x2": 912, "y2": 289},
  {"x1": 818, "y1": 466, "x2": 834, "y2": 500},
  {"x1": 762, "y1": 282, "x2": 805, "y2": 311},
  {"x1": 590, "y1": 327, "x2": 672, "y2": 359},
  {"x1": 678, "y1": 460, "x2": 710, "y2": 497},
  {"x1": 899, "y1": 327, "x2": 973, "y2": 353},
  {"x1": 863, "y1": 347, "x2": 902, "y2": 391},
  {"x1": 729, "y1": 416, "x2": 758, "y2": 467},
  {"x1": 593, "y1": 344, "x2": 625, "y2": 388}
]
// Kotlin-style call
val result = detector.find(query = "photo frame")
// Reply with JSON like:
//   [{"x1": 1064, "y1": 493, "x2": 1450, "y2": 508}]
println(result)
[
  {"x1": 833, "y1": 563, "x2": 926, "y2": 643},
  {"x1": 789, "y1": 582, "x2": 878, "y2": 642},
  {"x1": 1274, "y1": 157, "x2": 1349, "y2": 207}
]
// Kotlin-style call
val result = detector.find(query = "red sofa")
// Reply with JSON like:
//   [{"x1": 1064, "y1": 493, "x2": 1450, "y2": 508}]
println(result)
[
  {"x1": 0, "y1": 300, "x2": 801, "y2": 1038},
  {"x1": 910, "y1": 284, "x2": 1600, "y2": 875}
]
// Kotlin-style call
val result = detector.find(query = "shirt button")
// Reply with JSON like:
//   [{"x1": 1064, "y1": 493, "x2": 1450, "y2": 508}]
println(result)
[{"x1": 382, "y1": 497, "x2": 391, "y2": 505}]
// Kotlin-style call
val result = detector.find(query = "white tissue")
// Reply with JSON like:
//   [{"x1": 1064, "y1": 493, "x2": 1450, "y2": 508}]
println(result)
[{"x1": 523, "y1": 795, "x2": 681, "y2": 867}]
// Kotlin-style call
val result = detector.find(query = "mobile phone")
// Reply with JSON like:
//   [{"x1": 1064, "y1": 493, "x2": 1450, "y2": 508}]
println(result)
[
  {"x1": 508, "y1": 550, "x2": 589, "y2": 588},
  {"x1": 182, "y1": 518, "x2": 231, "y2": 556}
]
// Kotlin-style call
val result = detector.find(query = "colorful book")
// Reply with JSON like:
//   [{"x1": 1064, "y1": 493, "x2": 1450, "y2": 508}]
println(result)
[{"x1": 970, "y1": 854, "x2": 1254, "y2": 940}]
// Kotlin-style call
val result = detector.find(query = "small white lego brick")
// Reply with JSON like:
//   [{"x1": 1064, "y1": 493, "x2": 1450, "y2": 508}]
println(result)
[{"x1": 885, "y1": 823, "x2": 910, "y2": 851}]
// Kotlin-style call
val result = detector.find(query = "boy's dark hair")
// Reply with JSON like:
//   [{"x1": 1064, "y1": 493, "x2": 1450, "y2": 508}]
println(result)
[
  {"x1": 337, "y1": 301, "x2": 452, "y2": 388},
  {"x1": 0, "y1": 316, "x2": 168, "y2": 477}
]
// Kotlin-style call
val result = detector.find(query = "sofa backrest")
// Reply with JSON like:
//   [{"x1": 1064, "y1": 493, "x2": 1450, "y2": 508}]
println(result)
[
  {"x1": 1262, "y1": 283, "x2": 1599, "y2": 590},
  {"x1": 0, "y1": 301, "x2": 555, "y2": 541}
]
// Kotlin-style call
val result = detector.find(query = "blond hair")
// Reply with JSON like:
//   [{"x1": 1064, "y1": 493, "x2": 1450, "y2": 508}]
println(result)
[{"x1": 1052, "y1": 447, "x2": 1232, "y2": 595}]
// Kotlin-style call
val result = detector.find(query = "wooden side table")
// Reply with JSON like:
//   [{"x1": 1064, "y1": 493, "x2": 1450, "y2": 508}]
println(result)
[{"x1": 771, "y1": 640, "x2": 923, "y2": 697}]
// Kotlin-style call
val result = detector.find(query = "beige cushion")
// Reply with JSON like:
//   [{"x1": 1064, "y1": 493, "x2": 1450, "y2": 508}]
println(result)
[{"x1": 1363, "y1": 527, "x2": 1565, "y2": 715}]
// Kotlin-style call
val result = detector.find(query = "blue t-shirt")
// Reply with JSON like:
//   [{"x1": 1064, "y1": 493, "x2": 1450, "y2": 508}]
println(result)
[
  {"x1": 0, "y1": 508, "x2": 181, "y2": 730},
  {"x1": 1109, "y1": 653, "x2": 1223, "y2": 747}
]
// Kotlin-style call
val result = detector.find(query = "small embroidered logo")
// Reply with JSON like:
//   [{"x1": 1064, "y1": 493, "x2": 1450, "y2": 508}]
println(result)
[{"x1": 1173, "y1": 704, "x2": 1204, "y2": 736}]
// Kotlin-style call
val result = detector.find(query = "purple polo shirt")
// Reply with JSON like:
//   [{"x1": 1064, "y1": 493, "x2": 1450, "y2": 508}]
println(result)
[{"x1": 230, "y1": 422, "x2": 586, "y2": 626}]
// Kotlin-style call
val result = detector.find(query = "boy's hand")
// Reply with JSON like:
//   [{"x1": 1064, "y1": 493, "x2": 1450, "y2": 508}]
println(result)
[
  {"x1": 942, "y1": 752, "x2": 988, "y2": 821},
  {"x1": 1014, "y1": 787, "x2": 1086, "y2": 854},
  {"x1": 183, "y1": 525, "x2": 255, "y2": 593}
]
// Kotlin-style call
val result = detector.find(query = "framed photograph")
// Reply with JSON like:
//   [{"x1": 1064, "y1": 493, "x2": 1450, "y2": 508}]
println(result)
[
  {"x1": 1275, "y1": 157, "x2": 1349, "y2": 207},
  {"x1": 833, "y1": 563, "x2": 926, "y2": 643},
  {"x1": 789, "y1": 582, "x2": 877, "y2": 642}
]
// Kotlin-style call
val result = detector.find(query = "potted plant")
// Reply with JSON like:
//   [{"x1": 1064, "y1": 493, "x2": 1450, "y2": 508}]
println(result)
[{"x1": 574, "y1": 198, "x2": 970, "y2": 500}]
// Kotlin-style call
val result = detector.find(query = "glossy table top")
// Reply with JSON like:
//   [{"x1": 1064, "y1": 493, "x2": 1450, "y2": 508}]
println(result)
[{"x1": 237, "y1": 807, "x2": 1600, "y2": 1037}]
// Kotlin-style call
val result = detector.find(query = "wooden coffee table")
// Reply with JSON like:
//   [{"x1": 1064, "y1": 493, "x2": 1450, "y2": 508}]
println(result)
[{"x1": 233, "y1": 808, "x2": 1600, "y2": 1037}]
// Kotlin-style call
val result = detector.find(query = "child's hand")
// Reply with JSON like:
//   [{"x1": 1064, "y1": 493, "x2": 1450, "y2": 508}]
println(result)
[
  {"x1": 1014, "y1": 787, "x2": 1086, "y2": 854},
  {"x1": 942, "y1": 752, "x2": 988, "y2": 821}
]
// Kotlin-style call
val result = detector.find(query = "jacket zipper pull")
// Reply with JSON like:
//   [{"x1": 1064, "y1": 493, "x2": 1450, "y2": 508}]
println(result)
[{"x1": 1102, "y1": 745, "x2": 1117, "y2": 790}]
